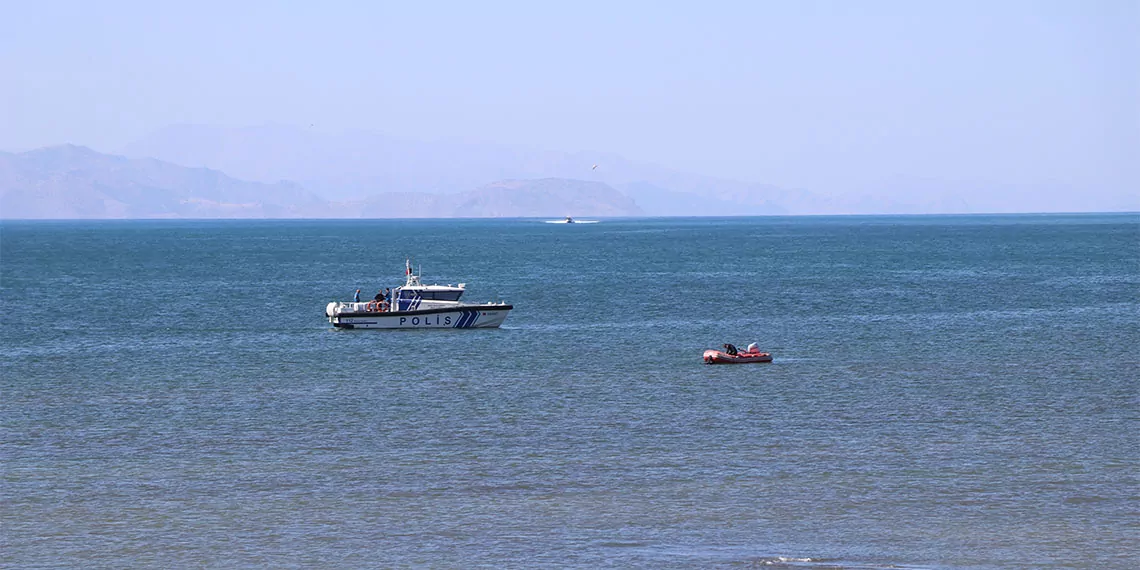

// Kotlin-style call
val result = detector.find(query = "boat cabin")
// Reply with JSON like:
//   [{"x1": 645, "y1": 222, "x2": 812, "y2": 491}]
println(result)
[
  {"x1": 392, "y1": 263, "x2": 466, "y2": 310},
  {"x1": 394, "y1": 284, "x2": 465, "y2": 310}
]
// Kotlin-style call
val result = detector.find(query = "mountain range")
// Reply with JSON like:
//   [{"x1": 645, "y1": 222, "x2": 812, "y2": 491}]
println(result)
[
  {"x1": 0, "y1": 145, "x2": 643, "y2": 219},
  {"x1": 4, "y1": 124, "x2": 1129, "y2": 219},
  {"x1": 0, "y1": 145, "x2": 323, "y2": 219},
  {"x1": 120, "y1": 124, "x2": 802, "y2": 215}
]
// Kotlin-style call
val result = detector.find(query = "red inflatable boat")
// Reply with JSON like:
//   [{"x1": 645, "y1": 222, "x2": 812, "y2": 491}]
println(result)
[{"x1": 703, "y1": 348, "x2": 772, "y2": 364}]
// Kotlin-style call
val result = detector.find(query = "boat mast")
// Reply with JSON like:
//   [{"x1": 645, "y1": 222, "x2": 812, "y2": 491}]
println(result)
[{"x1": 404, "y1": 258, "x2": 421, "y2": 287}]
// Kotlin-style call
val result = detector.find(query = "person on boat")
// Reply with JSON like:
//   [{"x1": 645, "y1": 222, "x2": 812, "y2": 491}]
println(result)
[
  {"x1": 746, "y1": 342, "x2": 760, "y2": 354},
  {"x1": 354, "y1": 289, "x2": 361, "y2": 303},
  {"x1": 723, "y1": 343, "x2": 739, "y2": 356}
]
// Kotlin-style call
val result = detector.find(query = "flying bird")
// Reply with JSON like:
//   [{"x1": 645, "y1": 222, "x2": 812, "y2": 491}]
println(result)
[{"x1": 591, "y1": 164, "x2": 598, "y2": 170}]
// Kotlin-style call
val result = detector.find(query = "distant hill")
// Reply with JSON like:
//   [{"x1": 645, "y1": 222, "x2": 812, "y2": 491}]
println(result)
[
  {"x1": 343, "y1": 179, "x2": 642, "y2": 218},
  {"x1": 119, "y1": 124, "x2": 828, "y2": 215},
  {"x1": 451, "y1": 179, "x2": 641, "y2": 217},
  {"x1": 0, "y1": 146, "x2": 643, "y2": 219},
  {"x1": 0, "y1": 145, "x2": 326, "y2": 219}
]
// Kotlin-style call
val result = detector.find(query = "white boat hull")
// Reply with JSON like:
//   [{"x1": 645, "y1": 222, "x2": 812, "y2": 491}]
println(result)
[{"x1": 326, "y1": 303, "x2": 512, "y2": 329}]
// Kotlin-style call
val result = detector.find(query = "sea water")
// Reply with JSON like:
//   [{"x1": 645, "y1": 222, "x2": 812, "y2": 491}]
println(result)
[{"x1": 1, "y1": 215, "x2": 1137, "y2": 569}]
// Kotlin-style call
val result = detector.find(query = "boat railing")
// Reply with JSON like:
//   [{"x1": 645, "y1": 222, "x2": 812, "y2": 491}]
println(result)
[{"x1": 340, "y1": 301, "x2": 392, "y2": 312}]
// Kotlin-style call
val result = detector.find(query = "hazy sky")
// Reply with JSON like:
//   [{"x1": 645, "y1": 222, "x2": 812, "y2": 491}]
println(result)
[{"x1": 3, "y1": 0, "x2": 1137, "y2": 196}]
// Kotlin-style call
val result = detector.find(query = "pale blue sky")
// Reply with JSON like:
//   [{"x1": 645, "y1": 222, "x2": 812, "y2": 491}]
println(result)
[{"x1": 3, "y1": 0, "x2": 1136, "y2": 199}]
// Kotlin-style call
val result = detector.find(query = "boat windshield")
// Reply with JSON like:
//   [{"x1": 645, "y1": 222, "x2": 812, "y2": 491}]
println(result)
[
  {"x1": 394, "y1": 287, "x2": 465, "y2": 310},
  {"x1": 416, "y1": 290, "x2": 463, "y2": 301}
]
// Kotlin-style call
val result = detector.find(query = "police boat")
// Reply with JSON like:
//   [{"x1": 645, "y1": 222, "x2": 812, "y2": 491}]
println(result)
[{"x1": 325, "y1": 260, "x2": 513, "y2": 329}]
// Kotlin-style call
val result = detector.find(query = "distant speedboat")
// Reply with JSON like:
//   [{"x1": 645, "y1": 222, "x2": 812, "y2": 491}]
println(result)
[
  {"x1": 544, "y1": 216, "x2": 599, "y2": 224},
  {"x1": 325, "y1": 260, "x2": 512, "y2": 329}
]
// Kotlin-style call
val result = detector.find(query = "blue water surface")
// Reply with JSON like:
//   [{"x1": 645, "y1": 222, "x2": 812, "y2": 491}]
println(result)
[{"x1": 1, "y1": 214, "x2": 1137, "y2": 569}]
